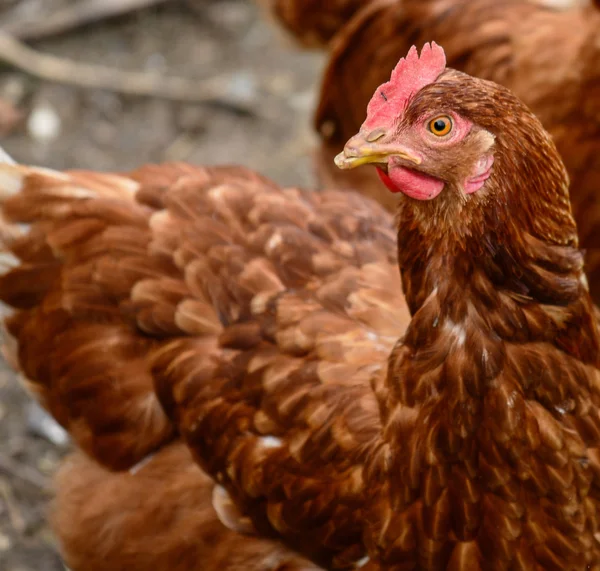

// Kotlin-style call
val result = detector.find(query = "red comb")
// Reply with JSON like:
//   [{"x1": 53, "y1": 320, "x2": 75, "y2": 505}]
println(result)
[{"x1": 363, "y1": 42, "x2": 447, "y2": 130}]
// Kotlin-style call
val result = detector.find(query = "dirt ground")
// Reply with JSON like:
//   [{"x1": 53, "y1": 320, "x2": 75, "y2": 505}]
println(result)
[{"x1": 0, "y1": 1, "x2": 325, "y2": 569}]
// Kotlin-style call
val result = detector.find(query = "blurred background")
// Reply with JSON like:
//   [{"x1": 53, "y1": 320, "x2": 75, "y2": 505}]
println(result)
[{"x1": 0, "y1": 1, "x2": 325, "y2": 568}]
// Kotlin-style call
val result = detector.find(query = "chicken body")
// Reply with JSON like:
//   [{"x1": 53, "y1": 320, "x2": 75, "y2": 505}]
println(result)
[
  {"x1": 0, "y1": 161, "x2": 408, "y2": 568},
  {"x1": 2, "y1": 45, "x2": 600, "y2": 569},
  {"x1": 273, "y1": 0, "x2": 600, "y2": 300}
]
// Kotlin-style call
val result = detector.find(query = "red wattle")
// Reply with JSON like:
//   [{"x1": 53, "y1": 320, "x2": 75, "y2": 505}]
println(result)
[
  {"x1": 377, "y1": 165, "x2": 445, "y2": 200},
  {"x1": 377, "y1": 167, "x2": 402, "y2": 193}
]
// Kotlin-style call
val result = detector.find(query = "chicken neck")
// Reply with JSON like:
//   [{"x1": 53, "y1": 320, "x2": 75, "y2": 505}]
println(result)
[{"x1": 365, "y1": 175, "x2": 600, "y2": 563}]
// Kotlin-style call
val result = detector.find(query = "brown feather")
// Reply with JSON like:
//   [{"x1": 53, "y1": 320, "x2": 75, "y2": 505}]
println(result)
[
  {"x1": 53, "y1": 442, "x2": 323, "y2": 571},
  {"x1": 0, "y1": 161, "x2": 407, "y2": 567},
  {"x1": 253, "y1": 0, "x2": 372, "y2": 47}
]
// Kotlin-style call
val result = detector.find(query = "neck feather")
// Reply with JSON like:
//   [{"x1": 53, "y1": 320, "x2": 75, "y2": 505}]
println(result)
[
  {"x1": 388, "y1": 190, "x2": 600, "y2": 411},
  {"x1": 368, "y1": 173, "x2": 600, "y2": 561}
]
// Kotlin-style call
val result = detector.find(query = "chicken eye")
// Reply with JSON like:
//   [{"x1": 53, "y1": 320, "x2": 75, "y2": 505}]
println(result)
[{"x1": 428, "y1": 116, "x2": 453, "y2": 136}]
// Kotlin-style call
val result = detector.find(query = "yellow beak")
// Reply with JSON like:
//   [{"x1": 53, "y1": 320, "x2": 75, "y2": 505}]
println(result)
[{"x1": 334, "y1": 133, "x2": 421, "y2": 170}]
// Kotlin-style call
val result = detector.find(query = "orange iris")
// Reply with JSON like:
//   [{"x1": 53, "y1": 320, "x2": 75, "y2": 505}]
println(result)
[{"x1": 428, "y1": 116, "x2": 452, "y2": 136}]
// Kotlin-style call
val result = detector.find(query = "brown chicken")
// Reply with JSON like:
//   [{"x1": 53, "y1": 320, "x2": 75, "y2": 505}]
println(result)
[
  {"x1": 265, "y1": 0, "x2": 600, "y2": 301},
  {"x1": 1, "y1": 43, "x2": 600, "y2": 569}
]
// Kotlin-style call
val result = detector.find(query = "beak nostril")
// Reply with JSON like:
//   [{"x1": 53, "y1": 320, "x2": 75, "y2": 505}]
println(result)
[
  {"x1": 344, "y1": 146, "x2": 359, "y2": 158},
  {"x1": 366, "y1": 129, "x2": 386, "y2": 143}
]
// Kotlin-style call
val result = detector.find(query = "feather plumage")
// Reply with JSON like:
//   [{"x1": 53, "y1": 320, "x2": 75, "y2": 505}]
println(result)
[
  {"x1": 0, "y1": 160, "x2": 408, "y2": 567},
  {"x1": 53, "y1": 442, "x2": 323, "y2": 571},
  {"x1": 1, "y1": 45, "x2": 600, "y2": 569}
]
